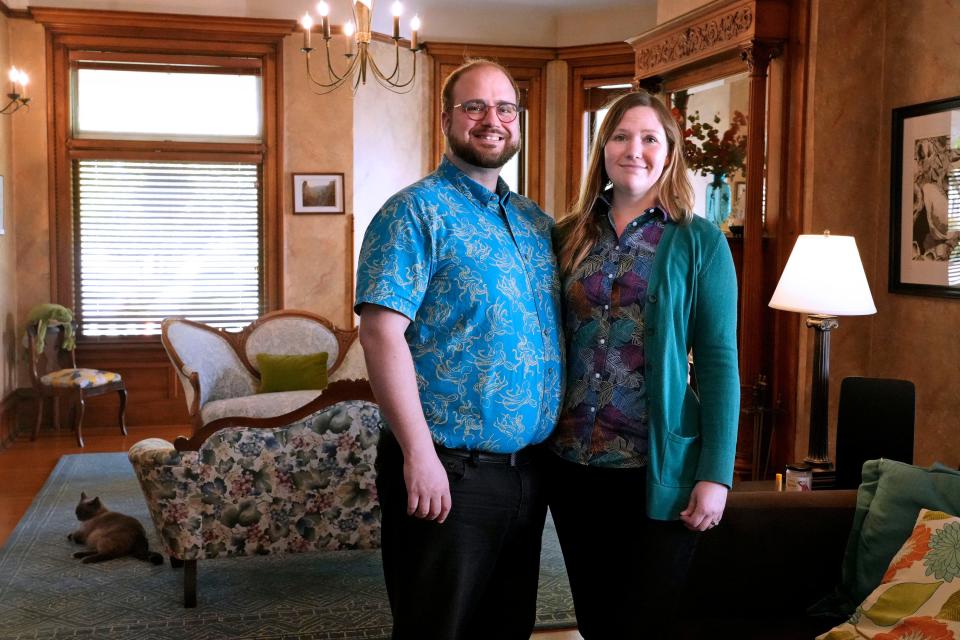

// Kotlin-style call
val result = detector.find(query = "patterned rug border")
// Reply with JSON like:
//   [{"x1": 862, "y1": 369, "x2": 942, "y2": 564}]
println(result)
[{"x1": 0, "y1": 453, "x2": 575, "y2": 640}]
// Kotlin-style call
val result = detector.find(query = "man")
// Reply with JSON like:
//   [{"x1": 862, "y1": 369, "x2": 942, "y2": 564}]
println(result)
[{"x1": 354, "y1": 59, "x2": 562, "y2": 640}]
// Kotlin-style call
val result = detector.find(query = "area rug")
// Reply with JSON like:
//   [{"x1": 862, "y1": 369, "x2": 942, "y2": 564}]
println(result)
[{"x1": 0, "y1": 452, "x2": 575, "y2": 640}]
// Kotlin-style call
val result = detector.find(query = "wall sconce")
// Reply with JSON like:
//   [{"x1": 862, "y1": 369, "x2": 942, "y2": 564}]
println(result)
[{"x1": 1, "y1": 66, "x2": 30, "y2": 115}]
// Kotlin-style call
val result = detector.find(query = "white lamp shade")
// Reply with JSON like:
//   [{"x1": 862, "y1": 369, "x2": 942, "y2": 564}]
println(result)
[{"x1": 769, "y1": 233, "x2": 877, "y2": 316}]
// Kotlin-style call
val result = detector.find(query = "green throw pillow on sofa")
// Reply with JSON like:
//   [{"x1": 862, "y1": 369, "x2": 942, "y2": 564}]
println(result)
[
  {"x1": 256, "y1": 352, "x2": 329, "y2": 394},
  {"x1": 836, "y1": 459, "x2": 960, "y2": 611}
]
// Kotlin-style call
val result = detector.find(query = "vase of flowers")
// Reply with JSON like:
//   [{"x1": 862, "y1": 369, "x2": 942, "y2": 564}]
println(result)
[{"x1": 678, "y1": 110, "x2": 748, "y2": 227}]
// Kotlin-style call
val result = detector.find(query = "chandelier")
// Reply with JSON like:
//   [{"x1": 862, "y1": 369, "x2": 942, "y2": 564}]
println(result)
[
  {"x1": 299, "y1": 0, "x2": 422, "y2": 95},
  {"x1": 1, "y1": 66, "x2": 30, "y2": 115}
]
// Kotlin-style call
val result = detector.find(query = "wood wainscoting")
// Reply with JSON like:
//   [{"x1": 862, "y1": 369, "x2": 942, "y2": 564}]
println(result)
[{"x1": 0, "y1": 391, "x2": 22, "y2": 448}]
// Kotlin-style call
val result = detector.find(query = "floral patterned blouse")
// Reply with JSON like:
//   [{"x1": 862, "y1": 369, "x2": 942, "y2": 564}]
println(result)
[{"x1": 548, "y1": 197, "x2": 670, "y2": 468}]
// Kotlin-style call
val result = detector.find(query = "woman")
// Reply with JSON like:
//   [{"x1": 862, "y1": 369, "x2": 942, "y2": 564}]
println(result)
[{"x1": 546, "y1": 91, "x2": 740, "y2": 638}]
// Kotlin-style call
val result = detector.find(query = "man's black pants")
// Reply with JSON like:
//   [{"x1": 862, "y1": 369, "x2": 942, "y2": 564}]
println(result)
[{"x1": 376, "y1": 432, "x2": 547, "y2": 640}]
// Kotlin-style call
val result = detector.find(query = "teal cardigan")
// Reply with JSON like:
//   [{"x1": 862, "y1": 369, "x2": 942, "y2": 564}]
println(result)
[{"x1": 643, "y1": 216, "x2": 740, "y2": 520}]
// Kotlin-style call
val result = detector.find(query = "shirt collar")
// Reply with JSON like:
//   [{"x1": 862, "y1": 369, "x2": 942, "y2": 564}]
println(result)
[
  {"x1": 593, "y1": 190, "x2": 670, "y2": 229},
  {"x1": 438, "y1": 156, "x2": 512, "y2": 207}
]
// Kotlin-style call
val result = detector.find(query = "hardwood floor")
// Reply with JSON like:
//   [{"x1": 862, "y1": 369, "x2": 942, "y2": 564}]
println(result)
[{"x1": 0, "y1": 422, "x2": 583, "y2": 640}]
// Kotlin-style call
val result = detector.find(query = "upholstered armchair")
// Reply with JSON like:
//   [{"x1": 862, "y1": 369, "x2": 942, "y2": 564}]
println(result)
[
  {"x1": 128, "y1": 399, "x2": 382, "y2": 607},
  {"x1": 161, "y1": 309, "x2": 373, "y2": 436}
]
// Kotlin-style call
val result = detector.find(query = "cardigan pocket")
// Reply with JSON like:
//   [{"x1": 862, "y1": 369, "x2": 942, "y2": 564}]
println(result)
[{"x1": 660, "y1": 431, "x2": 701, "y2": 488}]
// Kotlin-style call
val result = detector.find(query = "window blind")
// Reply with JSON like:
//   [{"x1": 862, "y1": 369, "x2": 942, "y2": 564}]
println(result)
[{"x1": 74, "y1": 160, "x2": 262, "y2": 336}]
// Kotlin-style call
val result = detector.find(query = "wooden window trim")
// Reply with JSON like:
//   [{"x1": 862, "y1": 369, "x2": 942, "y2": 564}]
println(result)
[
  {"x1": 39, "y1": 9, "x2": 292, "y2": 344},
  {"x1": 560, "y1": 43, "x2": 634, "y2": 212}
]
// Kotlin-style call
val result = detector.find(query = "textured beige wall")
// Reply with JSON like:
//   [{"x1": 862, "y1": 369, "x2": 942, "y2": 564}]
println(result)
[
  {"x1": 656, "y1": 0, "x2": 711, "y2": 24},
  {"x1": 867, "y1": 0, "x2": 960, "y2": 466},
  {"x1": 282, "y1": 34, "x2": 355, "y2": 328},
  {"x1": 797, "y1": 0, "x2": 959, "y2": 468},
  {"x1": 352, "y1": 40, "x2": 432, "y2": 307},
  {"x1": 0, "y1": 14, "x2": 16, "y2": 399},
  {"x1": 10, "y1": 19, "x2": 47, "y2": 390}
]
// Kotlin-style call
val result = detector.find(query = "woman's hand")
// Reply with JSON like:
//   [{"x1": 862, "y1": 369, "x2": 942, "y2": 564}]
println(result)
[{"x1": 679, "y1": 480, "x2": 729, "y2": 532}]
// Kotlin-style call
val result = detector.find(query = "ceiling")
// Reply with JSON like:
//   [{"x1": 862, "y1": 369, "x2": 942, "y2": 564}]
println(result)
[{"x1": 4, "y1": 0, "x2": 658, "y2": 47}]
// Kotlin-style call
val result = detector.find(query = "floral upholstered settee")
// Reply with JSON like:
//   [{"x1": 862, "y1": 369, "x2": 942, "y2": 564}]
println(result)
[{"x1": 128, "y1": 400, "x2": 382, "y2": 607}]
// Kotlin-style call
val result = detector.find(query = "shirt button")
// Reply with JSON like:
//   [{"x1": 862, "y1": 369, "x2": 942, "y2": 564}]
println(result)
[
  {"x1": 599, "y1": 338, "x2": 605, "y2": 345},
  {"x1": 607, "y1": 273, "x2": 614, "y2": 279},
  {"x1": 547, "y1": 367, "x2": 554, "y2": 375},
  {"x1": 594, "y1": 373, "x2": 601, "y2": 379},
  {"x1": 603, "y1": 304, "x2": 609, "y2": 310},
  {"x1": 648, "y1": 294, "x2": 658, "y2": 303},
  {"x1": 590, "y1": 406, "x2": 596, "y2": 413}
]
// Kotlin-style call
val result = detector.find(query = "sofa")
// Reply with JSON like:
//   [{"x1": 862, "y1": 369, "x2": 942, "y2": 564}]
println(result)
[
  {"x1": 128, "y1": 399, "x2": 382, "y2": 607},
  {"x1": 679, "y1": 459, "x2": 960, "y2": 638},
  {"x1": 161, "y1": 309, "x2": 371, "y2": 434},
  {"x1": 677, "y1": 488, "x2": 857, "y2": 638}
]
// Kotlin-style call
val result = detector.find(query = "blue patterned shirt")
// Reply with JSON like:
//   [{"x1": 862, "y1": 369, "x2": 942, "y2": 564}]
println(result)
[
  {"x1": 548, "y1": 197, "x2": 669, "y2": 468},
  {"x1": 355, "y1": 157, "x2": 563, "y2": 453}
]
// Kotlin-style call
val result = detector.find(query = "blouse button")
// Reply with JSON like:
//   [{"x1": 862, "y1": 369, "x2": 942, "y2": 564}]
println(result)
[
  {"x1": 594, "y1": 373, "x2": 601, "y2": 379},
  {"x1": 590, "y1": 406, "x2": 596, "y2": 413},
  {"x1": 599, "y1": 338, "x2": 606, "y2": 345}
]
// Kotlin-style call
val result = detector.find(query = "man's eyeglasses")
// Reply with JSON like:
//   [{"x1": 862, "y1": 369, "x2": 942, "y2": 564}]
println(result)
[{"x1": 452, "y1": 100, "x2": 522, "y2": 123}]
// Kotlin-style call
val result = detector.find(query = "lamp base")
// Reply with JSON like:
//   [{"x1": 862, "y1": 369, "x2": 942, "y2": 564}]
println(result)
[{"x1": 803, "y1": 462, "x2": 836, "y2": 490}]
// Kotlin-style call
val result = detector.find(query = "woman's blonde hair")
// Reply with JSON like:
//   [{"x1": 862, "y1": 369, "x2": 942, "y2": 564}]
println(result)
[{"x1": 556, "y1": 91, "x2": 694, "y2": 277}]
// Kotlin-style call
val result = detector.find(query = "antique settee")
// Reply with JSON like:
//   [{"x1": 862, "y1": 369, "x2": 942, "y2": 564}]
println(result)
[{"x1": 130, "y1": 310, "x2": 380, "y2": 607}]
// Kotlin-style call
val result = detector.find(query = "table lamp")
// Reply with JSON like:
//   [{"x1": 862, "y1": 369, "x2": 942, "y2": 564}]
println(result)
[{"x1": 769, "y1": 232, "x2": 876, "y2": 488}]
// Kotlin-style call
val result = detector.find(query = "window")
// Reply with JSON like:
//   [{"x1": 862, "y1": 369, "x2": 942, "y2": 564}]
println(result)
[
  {"x1": 75, "y1": 160, "x2": 261, "y2": 335},
  {"x1": 46, "y1": 32, "x2": 284, "y2": 339}
]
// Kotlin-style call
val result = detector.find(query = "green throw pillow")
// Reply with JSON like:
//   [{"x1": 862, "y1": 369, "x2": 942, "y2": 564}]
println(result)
[
  {"x1": 836, "y1": 459, "x2": 960, "y2": 611},
  {"x1": 256, "y1": 352, "x2": 329, "y2": 394}
]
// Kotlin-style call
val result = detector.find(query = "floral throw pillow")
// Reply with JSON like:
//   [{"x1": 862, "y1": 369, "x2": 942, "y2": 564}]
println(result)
[{"x1": 819, "y1": 509, "x2": 960, "y2": 640}]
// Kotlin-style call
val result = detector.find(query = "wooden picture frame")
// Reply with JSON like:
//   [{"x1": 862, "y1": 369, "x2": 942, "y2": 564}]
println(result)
[
  {"x1": 293, "y1": 173, "x2": 344, "y2": 214},
  {"x1": 889, "y1": 95, "x2": 960, "y2": 298}
]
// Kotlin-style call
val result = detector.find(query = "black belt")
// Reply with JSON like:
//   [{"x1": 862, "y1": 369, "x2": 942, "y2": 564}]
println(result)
[{"x1": 434, "y1": 442, "x2": 534, "y2": 467}]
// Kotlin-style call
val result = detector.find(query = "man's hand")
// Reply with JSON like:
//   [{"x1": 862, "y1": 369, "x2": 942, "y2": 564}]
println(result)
[
  {"x1": 403, "y1": 448, "x2": 452, "y2": 523},
  {"x1": 358, "y1": 304, "x2": 454, "y2": 524},
  {"x1": 679, "y1": 480, "x2": 729, "y2": 532}
]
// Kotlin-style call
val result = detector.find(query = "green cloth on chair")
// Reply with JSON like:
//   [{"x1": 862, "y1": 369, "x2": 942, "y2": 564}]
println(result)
[{"x1": 26, "y1": 303, "x2": 75, "y2": 353}]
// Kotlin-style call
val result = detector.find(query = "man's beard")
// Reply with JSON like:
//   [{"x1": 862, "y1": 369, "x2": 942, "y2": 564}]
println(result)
[{"x1": 447, "y1": 129, "x2": 521, "y2": 169}]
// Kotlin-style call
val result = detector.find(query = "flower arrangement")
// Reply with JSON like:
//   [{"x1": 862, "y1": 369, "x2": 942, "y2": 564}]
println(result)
[{"x1": 677, "y1": 109, "x2": 748, "y2": 178}]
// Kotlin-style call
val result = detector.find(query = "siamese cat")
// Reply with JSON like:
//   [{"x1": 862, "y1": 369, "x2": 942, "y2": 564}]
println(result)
[{"x1": 68, "y1": 492, "x2": 163, "y2": 565}]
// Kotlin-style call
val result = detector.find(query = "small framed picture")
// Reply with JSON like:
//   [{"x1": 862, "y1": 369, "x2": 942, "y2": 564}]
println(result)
[
  {"x1": 889, "y1": 96, "x2": 960, "y2": 298},
  {"x1": 293, "y1": 173, "x2": 344, "y2": 214}
]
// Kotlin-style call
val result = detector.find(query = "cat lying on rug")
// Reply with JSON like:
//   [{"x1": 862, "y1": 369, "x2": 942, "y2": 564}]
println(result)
[{"x1": 68, "y1": 492, "x2": 164, "y2": 565}]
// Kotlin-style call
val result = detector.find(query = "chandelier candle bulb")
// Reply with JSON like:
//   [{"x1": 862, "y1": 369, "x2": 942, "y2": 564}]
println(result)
[
  {"x1": 391, "y1": 1, "x2": 402, "y2": 39},
  {"x1": 410, "y1": 15, "x2": 420, "y2": 50},
  {"x1": 8, "y1": 67, "x2": 19, "y2": 95},
  {"x1": 301, "y1": 13, "x2": 313, "y2": 49},
  {"x1": 317, "y1": 1, "x2": 331, "y2": 39}
]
